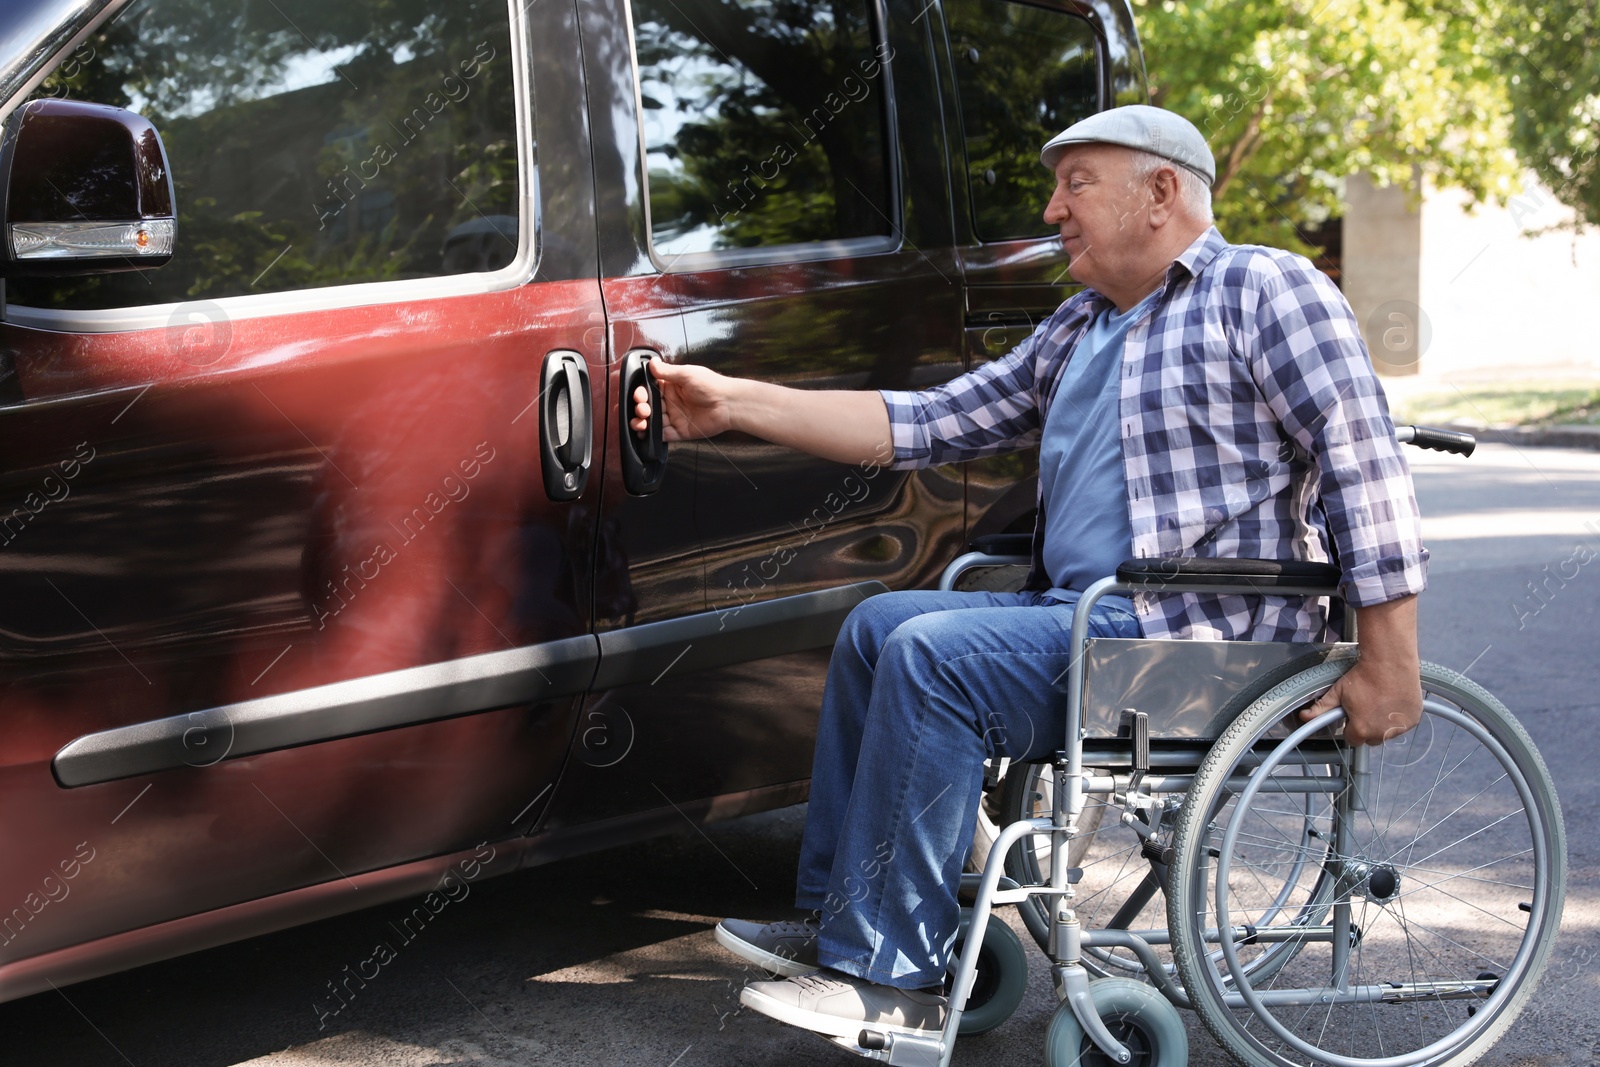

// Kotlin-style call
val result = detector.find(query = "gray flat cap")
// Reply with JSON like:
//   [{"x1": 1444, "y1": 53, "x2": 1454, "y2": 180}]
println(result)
[{"x1": 1040, "y1": 105, "x2": 1215, "y2": 185}]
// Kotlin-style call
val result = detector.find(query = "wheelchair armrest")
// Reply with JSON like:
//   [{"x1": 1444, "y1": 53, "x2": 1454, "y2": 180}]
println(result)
[
  {"x1": 940, "y1": 534, "x2": 1033, "y2": 591},
  {"x1": 1115, "y1": 557, "x2": 1341, "y2": 594},
  {"x1": 968, "y1": 533, "x2": 1033, "y2": 557}
]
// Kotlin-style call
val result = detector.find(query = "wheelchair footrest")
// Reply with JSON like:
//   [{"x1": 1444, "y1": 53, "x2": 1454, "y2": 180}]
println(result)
[{"x1": 834, "y1": 1028, "x2": 945, "y2": 1065}]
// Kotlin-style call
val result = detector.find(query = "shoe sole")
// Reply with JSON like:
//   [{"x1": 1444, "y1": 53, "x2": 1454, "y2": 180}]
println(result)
[
  {"x1": 739, "y1": 984, "x2": 941, "y2": 1040},
  {"x1": 714, "y1": 923, "x2": 815, "y2": 979}
]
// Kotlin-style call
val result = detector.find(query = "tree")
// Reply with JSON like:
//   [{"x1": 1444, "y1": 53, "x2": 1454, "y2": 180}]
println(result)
[
  {"x1": 1133, "y1": 0, "x2": 1519, "y2": 254},
  {"x1": 631, "y1": 0, "x2": 891, "y2": 252},
  {"x1": 1491, "y1": 0, "x2": 1600, "y2": 226}
]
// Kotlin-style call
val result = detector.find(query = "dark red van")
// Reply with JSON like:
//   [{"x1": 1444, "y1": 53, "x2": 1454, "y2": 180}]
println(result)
[{"x1": 0, "y1": 0, "x2": 1144, "y2": 1000}]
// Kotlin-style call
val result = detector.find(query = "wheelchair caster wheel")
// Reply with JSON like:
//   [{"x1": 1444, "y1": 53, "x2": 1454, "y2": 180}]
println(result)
[
  {"x1": 947, "y1": 909, "x2": 1028, "y2": 1035},
  {"x1": 1044, "y1": 978, "x2": 1186, "y2": 1067}
]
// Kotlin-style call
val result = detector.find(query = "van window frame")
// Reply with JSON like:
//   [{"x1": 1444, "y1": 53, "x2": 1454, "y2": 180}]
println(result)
[
  {"x1": 942, "y1": 0, "x2": 1106, "y2": 246},
  {"x1": 625, "y1": 0, "x2": 905, "y2": 274},
  {"x1": 2, "y1": 0, "x2": 539, "y2": 335}
]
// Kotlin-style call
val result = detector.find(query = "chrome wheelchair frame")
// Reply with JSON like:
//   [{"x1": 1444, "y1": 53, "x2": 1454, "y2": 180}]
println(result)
[{"x1": 836, "y1": 427, "x2": 1568, "y2": 1067}]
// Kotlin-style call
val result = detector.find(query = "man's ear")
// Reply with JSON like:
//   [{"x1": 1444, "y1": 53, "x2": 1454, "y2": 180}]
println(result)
[{"x1": 1146, "y1": 164, "x2": 1180, "y2": 227}]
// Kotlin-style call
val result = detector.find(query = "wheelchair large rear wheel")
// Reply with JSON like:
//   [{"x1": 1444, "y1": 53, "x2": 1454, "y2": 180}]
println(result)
[{"x1": 1169, "y1": 656, "x2": 1566, "y2": 1067}]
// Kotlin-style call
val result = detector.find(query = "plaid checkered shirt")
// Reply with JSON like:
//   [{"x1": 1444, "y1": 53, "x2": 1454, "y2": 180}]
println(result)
[{"x1": 880, "y1": 227, "x2": 1428, "y2": 641}]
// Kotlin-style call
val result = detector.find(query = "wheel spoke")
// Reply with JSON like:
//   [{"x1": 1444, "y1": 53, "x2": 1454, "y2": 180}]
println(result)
[
  {"x1": 1390, "y1": 873, "x2": 1531, "y2": 931},
  {"x1": 1405, "y1": 804, "x2": 1524, "y2": 872},
  {"x1": 1381, "y1": 769, "x2": 1513, "y2": 866},
  {"x1": 1398, "y1": 851, "x2": 1535, "y2": 889},
  {"x1": 1395, "y1": 717, "x2": 1462, "y2": 870}
]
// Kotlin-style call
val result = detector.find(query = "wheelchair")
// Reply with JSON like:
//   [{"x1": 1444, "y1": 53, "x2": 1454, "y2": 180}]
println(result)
[{"x1": 834, "y1": 426, "x2": 1568, "y2": 1067}]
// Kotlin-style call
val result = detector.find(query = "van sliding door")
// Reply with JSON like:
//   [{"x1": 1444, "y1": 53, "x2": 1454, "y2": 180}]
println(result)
[{"x1": 548, "y1": 0, "x2": 966, "y2": 836}]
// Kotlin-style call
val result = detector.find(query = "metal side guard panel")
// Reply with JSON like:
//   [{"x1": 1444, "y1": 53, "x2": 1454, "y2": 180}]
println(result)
[{"x1": 53, "y1": 581, "x2": 889, "y2": 787}]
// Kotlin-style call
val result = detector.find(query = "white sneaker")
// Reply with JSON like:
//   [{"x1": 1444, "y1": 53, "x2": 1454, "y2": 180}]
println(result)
[
  {"x1": 715, "y1": 917, "x2": 819, "y2": 978},
  {"x1": 741, "y1": 969, "x2": 947, "y2": 1039}
]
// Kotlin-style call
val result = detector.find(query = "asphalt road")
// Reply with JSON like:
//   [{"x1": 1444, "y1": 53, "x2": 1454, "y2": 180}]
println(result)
[{"x1": 5, "y1": 442, "x2": 1598, "y2": 1067}]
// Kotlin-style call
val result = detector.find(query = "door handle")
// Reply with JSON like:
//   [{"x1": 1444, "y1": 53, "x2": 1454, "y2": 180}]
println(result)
[
  {"x1": 540, "y1": 350, "x2": 592, "y2": 501},
  {"x1": 619, "y1": 349, "x2": 668, "y2": 496}
]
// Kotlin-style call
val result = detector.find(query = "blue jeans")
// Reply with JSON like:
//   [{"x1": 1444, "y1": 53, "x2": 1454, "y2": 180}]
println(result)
[{"x1": 795, "y1": 588, "x2": 1141, "y2": 990}]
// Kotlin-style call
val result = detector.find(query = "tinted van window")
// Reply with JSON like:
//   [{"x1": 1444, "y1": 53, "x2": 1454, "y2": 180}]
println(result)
[
  {"x1": 631, "y1": 0, "x2": 893, "y2": 259},
  {"x1": 944, "y1": 0, "x2": 1099, "y2": 241},
  {"x1": 11, "y1": 0, "x2": 518, "y2": 311}
]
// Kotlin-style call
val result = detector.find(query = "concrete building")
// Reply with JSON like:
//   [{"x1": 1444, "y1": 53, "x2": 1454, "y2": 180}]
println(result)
[{"x1": 1341, "y1": 171, "x2": 1600, "y2": 381}]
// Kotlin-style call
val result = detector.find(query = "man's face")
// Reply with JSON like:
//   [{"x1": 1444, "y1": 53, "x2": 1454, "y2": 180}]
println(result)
[{"x1": 1042, "y1": 144, "x2": 1153, "y2": 295}]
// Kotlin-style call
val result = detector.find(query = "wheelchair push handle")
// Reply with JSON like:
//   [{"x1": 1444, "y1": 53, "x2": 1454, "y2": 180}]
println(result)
[{"x1": 1397, "y1": 424, "x2": 1476, "y2": 457}]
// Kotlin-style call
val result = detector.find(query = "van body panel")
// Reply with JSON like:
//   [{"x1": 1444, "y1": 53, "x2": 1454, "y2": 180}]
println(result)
[{"x1": 0, "y1": 0, "x2": 1144, "y2": 1000}]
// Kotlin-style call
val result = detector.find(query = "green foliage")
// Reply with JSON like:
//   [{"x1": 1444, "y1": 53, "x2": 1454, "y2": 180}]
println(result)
[
  {"x1": 631, "y1": 0, "x2": 890, "y2": 253},
  {"x1": 943, "y1": 0, "x2": 1100, "y2": 241},
  {"x1": 1134, "y1": 0, "x2": 1519, "y2": 254},
  {"x1": 1492, "y1": 0, "x2": 1600, "y2": 226}
]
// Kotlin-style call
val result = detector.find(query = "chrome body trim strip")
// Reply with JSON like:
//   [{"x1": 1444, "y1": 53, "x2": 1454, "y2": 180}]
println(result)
[
  {"x1": 53, "y1": 582, "x2": 889, "y2": 787},
  {"x1": 592, "y1": 581, "x2": 887, "y2": 689},
  {"x1": 53, "y1": 634, "x2": 600, "y2": 787}
]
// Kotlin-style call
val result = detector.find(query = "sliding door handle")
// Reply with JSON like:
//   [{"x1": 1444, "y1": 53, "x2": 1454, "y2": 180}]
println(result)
[
  {"x1": 540, "y1": 350, "x2": 592, "y2": 501},
  {"x1": 556, "y1": 357, "x2": 589, "y2": 467},
  {"x1": 619, "y1": 349, "x2": 668, "y2": 496}
]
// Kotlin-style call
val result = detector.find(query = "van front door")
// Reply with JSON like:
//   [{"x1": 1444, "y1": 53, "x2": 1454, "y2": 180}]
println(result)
[{"x1": 0, "y1": 0, "x2": 604, "y2": 982}]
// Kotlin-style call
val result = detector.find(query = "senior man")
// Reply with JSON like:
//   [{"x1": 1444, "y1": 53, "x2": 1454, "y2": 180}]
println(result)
[{"x1": 631, "y1": 105, "x2": 1427, "y2": 1039}]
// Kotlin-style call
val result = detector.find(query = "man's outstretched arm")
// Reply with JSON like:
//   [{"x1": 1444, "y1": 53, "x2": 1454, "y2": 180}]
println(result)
[{"x1": 630, "y1": 360, "x2": 894, "y2": 467}]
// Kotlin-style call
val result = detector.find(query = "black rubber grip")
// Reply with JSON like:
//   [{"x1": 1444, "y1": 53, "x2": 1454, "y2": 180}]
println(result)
[
  {"x1": 1402, "y1": 425, "x2": 1476, "y2": 457},
  {"x1": 1116, "y1": 557, "x2": 1341, "y2": 592}
]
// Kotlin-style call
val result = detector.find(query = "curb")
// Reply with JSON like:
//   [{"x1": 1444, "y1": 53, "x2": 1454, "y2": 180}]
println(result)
[{"x1": 1437, "y1": 422, "x2": 1600, "y2": 453}]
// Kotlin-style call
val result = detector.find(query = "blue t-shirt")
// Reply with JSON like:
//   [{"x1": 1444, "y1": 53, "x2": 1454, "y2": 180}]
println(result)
[{"x1": 1039, "y1": 294, "x2": 1154, "y2": 599}]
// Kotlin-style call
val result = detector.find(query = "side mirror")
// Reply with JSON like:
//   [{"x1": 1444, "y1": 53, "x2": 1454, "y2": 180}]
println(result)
[{"x1": 0, "y1": 99, "x2": 176, "y2": 276}]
